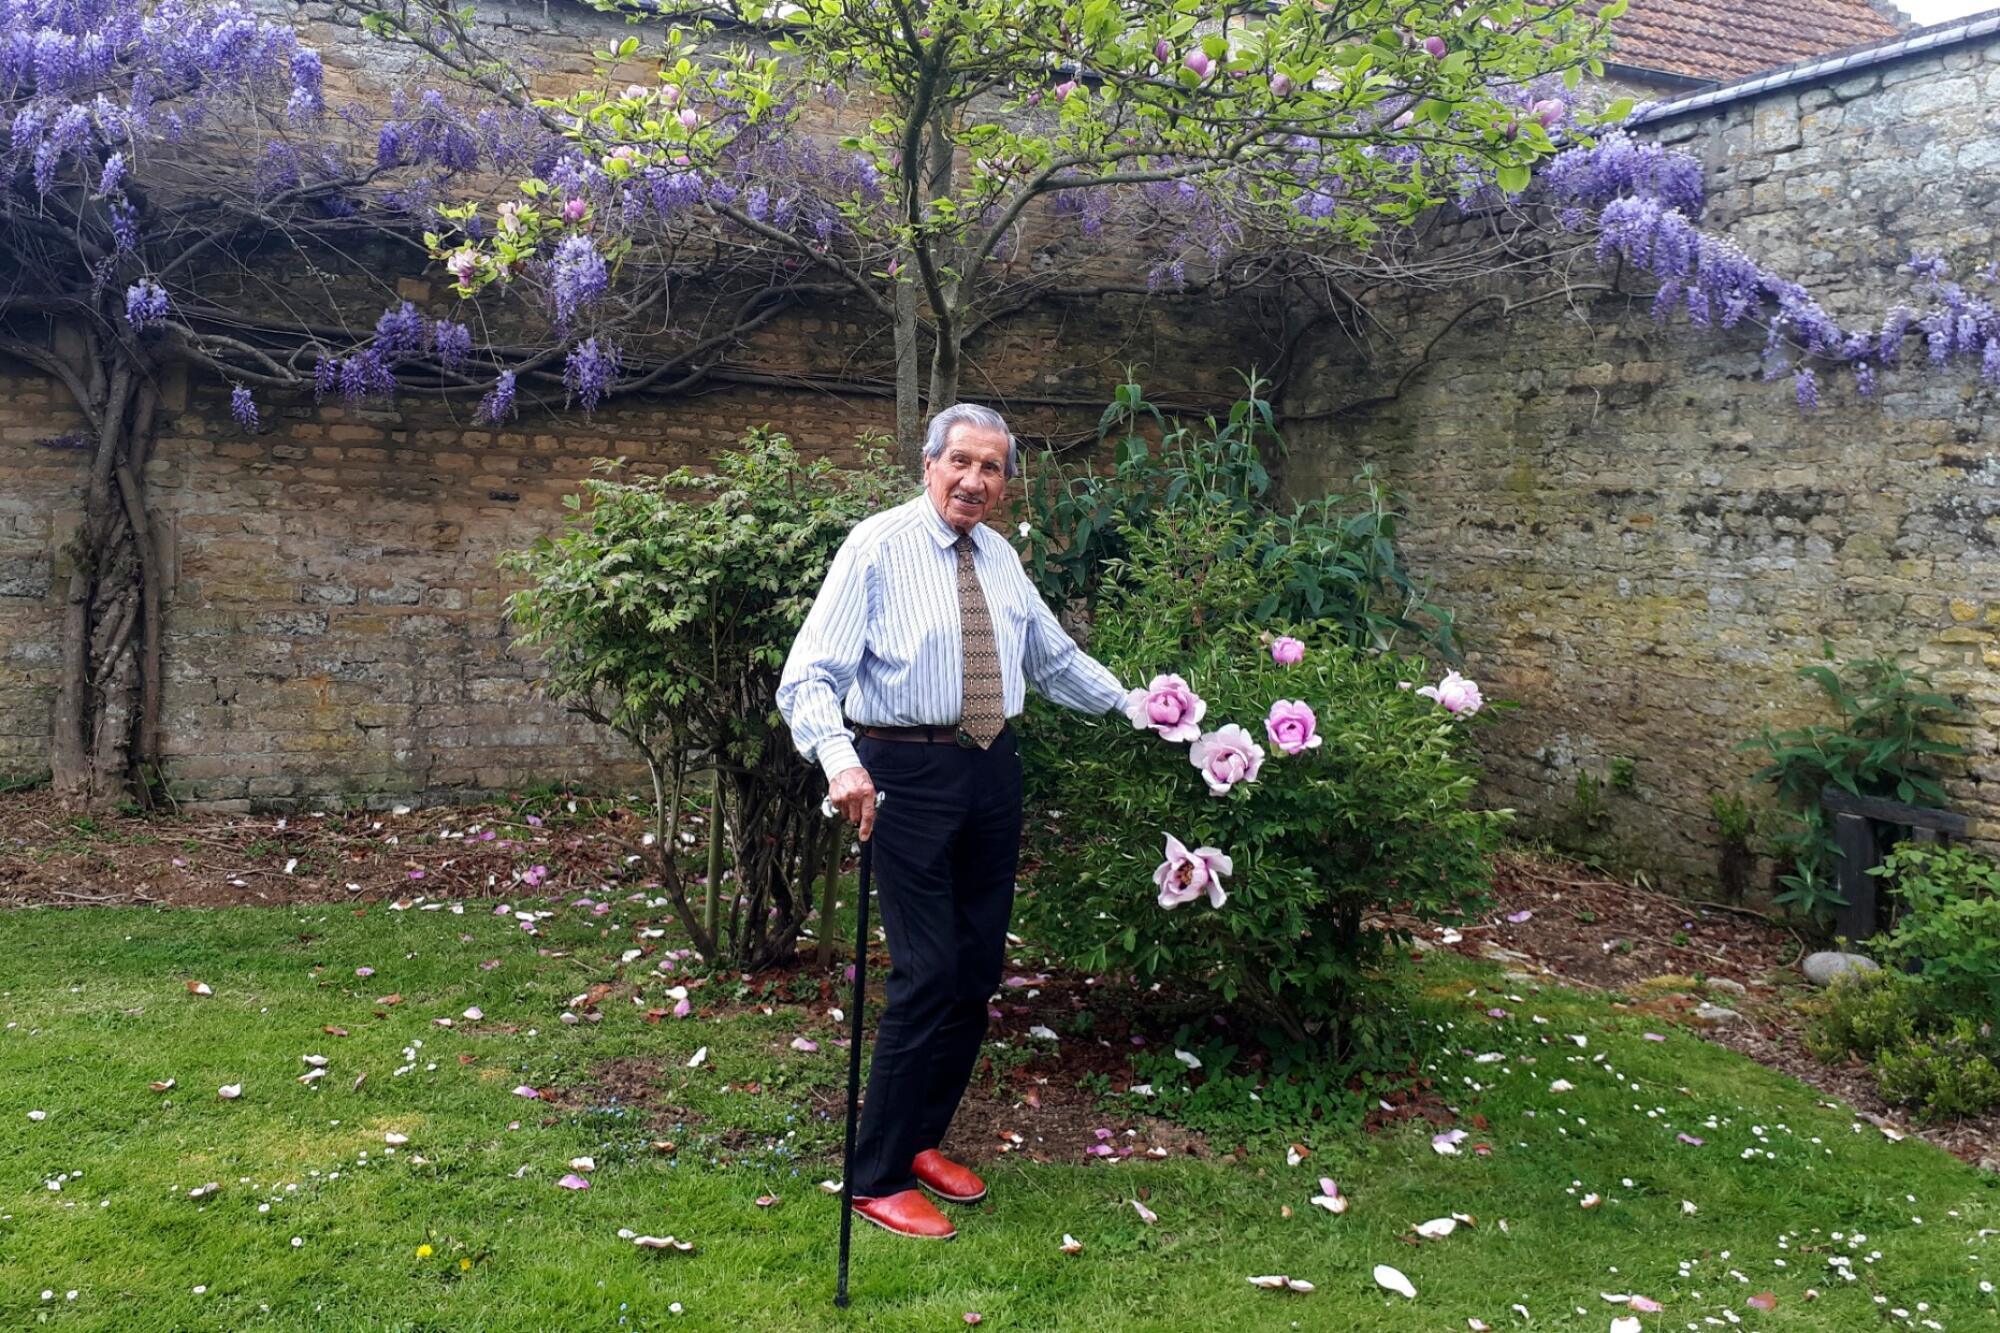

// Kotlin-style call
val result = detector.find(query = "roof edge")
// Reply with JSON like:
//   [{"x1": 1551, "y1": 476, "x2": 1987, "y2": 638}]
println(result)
[{"x1": 1627, "y1": 9, "x2": 2000, "y2": 126}]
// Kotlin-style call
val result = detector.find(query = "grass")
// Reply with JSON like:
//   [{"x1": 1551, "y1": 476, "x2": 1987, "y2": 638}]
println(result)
[{"x1": 2, "y1": 897, "x2": 1995, "y2": 1332}]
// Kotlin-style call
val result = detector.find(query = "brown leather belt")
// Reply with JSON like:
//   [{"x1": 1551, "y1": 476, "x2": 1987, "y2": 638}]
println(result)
[{"x1": 856, "y1": 723, "x2": 1009, "y2": 747}]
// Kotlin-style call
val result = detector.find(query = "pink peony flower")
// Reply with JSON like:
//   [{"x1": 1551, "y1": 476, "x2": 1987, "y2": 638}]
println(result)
[
  {"x1": 1183, "y1": 50, "x2": 1212, "y2": 78},
  {"x1": 1416, "y1": 670, "x2": 1484, "y2": 716},
  {"x1": 1153, "y1": 833, "x2": 1232, "y2": 910},
  {"x1": 1189, "y1": 723, "x2": 1264, "y2": 795},
  {"x1": 1124, "y1": 674, "x2": 1206, "y2": 742},
  {"x1": 1264, "y1": 700, "x2": 1322, "y2": 756},
  {"x1": 1269, "y1": 635, "x2": 1305, "y2": 665}
]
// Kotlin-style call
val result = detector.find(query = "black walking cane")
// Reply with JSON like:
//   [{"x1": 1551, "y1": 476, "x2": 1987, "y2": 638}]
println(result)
[{"x1": 829, "y1": 790, "x2": 882, "y2": 1309}]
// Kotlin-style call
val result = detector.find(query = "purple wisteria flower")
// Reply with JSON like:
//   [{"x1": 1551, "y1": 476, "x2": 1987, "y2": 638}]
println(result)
[
  {"x1": 124, "y1": 279, "x2": 168, "y2": 330},
  {"x1": 373, "y1": 302, "x2": 426, "y2": 356},
  {"x1": 431, "y1": 319, "x2": 472, "y2": 371},
  {"x1": 550, "y1": 234, "x2": 607, "y2": 326},
  {"x1": 562, "y1": 339, "x2": 619, "y2": 412},
  {"x1": 478, "y1": 370, "x2": 517, "y2": 423},
  {"x1": 229, "y1": 385, "x2": 258, "y2": 430}
]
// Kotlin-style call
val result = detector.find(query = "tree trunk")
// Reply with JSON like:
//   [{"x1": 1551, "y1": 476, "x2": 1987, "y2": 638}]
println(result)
[
  {"x1": 893, "y1": 274, "x2": 922, "y2": 469},
  {"x1": 49, "y1": 345, "x2": 162, "y2": 811}
]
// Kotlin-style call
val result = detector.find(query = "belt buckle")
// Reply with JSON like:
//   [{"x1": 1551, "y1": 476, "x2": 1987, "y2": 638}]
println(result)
[{"x1": 954, "y1": 727, "x2": 977, "y2": 749}]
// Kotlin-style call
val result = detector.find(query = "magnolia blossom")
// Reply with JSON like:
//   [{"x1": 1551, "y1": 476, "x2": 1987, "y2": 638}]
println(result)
[
  {"x1": 1264, "y1": 700, "x2": 1322, "y2": 756},
  {"x1": 1053, "y1": 80, "x2": 1078, "y2": 102},
  {"x1": 1269, "y1": 71, "x2": 1293, "y2": 97},
  {"x1": 1416, "y1": 670, "x2": 1484, "y2": 716},
  {"x1": 1189, "y1": 723, "x2": 1264, "y2": 795},
  {"x1": 1423, "y1": 36, "x2": 1448, "y2": 58},
  {"x1": 1182, "y1": 50, "x2": 1212, "y2": 78},
  {"x1": 1269, "y1": 635, "x2": 1304, "y2": 665},
  {"x1": 1124, "y1": 674, "x2": 1206, "y2": 742},
  {"x1": 1154, "y1": 833, "x2": 1231, "y2": 910},
  {"x1": 445, "y1": 250, "x2": 479, "y2": 285}
]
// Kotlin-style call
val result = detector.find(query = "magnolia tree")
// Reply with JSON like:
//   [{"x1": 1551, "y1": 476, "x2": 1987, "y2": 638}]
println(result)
[
  {"x1": 1, "y1": 0, "x2": 843, "y2": 805},
  {"x1": 352, "y1": 0, "x2": 1628, "y2": 455}
]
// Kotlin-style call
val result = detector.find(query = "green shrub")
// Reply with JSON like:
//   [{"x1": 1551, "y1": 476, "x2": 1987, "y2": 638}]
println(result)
[
  {"x1": 1019, "y1": 502, "x2": 1504, "y2": 1058},
  {"x1": 1868, "y1": 842, "x2": 2000, "y2": 1019},
  {"x1": 1805, "y1": 970, "x2": 2000, "y2": 1121},
  {"x1": 501, "y1": 430, "x2": 905, "y2": 970},
  {"x1": 1872, "y1": 1021, "x2": 2000, "y2": 1122},
  {"x1": 1739, "y1": 650, "x2": 1965, "y2": 921},
  {"x1": 1019, "y1": 371, "x2": 1461, "y2": 662},
  {"x1": 1802, "y1": 970, "x2": 1931, "y2": 1064}
]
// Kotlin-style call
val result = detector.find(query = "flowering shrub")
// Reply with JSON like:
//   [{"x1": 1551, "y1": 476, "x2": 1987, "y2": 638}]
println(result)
[
  {"x1": 1019, "y1": 505, "x2": 1504, "y2": 1053},
  {"x1": 501, "y1": 430, "x2": 904, "y2": 970}
]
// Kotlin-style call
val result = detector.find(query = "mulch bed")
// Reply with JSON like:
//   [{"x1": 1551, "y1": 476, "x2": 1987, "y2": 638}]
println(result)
[{"x1": 3, "y1": 793, "x2": 1993, "y2": 1169}]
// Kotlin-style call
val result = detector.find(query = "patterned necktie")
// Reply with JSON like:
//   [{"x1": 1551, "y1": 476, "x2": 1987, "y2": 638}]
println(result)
[{"x1": 954, "y1": 533, "x2": 1005, "y2": 748}]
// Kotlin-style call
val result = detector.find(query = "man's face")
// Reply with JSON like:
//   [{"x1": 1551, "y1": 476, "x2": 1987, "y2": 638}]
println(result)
[{"x1": 923, "y1": 422, "x2": 1010, "y2": 533}]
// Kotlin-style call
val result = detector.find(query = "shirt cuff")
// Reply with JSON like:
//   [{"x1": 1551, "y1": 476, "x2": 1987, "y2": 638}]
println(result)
[{"x1": 816, "y1": 736, "x2": 862, "y2": 784}]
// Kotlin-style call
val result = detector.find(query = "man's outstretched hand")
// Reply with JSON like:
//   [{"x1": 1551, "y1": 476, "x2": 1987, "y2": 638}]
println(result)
[{"x1": 829, "y1": 765, "x2": 878, "y2": 841}]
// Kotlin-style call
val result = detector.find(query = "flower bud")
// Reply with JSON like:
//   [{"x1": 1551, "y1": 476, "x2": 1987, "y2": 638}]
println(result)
[
  {"x1": 1269, "y1": 71, "x2": 1293, "y2": 97},
  {"x1": 1053, "y1": 80, "x2": 1078, "y2": 102},
  {"x1": 1424, "y1": 36, "x2": 1447, "y2": 58},
  {"x1": 1183, "y1": 50, "x2": 1212, "y2": 78}
]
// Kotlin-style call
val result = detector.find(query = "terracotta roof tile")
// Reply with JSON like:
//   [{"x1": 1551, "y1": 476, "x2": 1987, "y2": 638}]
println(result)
[{"x1": 1610, "y1": 0, "x2": 1908, "y2": 82}]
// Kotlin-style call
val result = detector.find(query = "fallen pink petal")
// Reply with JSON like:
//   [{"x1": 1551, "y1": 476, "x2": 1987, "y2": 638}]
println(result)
[{"x1": 557, "y1": 1173, "x2": 590, "y2": 1190}]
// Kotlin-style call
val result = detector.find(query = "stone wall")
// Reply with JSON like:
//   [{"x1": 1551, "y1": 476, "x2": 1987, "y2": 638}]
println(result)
[
  {"x1": 1278, "y1": 30, "x2": 2000, "y2": 889},
  {"x1": 0, "y1": 2, "x2": 1273, "y2": 805}
]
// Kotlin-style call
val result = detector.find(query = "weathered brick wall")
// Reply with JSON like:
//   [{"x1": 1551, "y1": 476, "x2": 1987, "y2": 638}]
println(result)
[
  {"x1": 1279, "y1": 33, "x2": 2000, "y2": 888},
  {"x1": 0, "y1": 3, "x2": 1272, "y2": 805}
]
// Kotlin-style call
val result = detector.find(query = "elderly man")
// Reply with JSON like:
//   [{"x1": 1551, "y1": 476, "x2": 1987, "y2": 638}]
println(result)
[{"x1": 776, "y1": 403, "x2": 1127, "y2": 1241}]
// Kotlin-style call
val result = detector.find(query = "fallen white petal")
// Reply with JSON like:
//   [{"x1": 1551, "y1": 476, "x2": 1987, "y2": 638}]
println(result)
[
  {"x1": 1130, "y1": 1199, "x2": 1157, "y2": 1224},
  {"x1": 384, "y1": 1132, "x2": 409, "y2": 1146},
  {"x1": 1415, "y1": 1217, "x2": 1457, "y2": 1239},
  {"x1": 1059, "y1": 1234, "x2": 1082, "y2": 1254},
  {"x1": 1173, "y1": 1049, "x2": 1202, "y2": 1069},
  {"x1": 1027, "y1": 1026, "x2": 1060, "y2": 1041},
  {"x1": 686, "y1": 1046, "x2": 708, "y2": 1069},
  {"x1": 633, "y1": 1235, "x2": 694, "y2": 1251},
  {"x1": 569, "y1": 1157, "x2": 596, "y2": 1172},
  {"x1": 1611, "y1": 1318, "x2": 1641, "y2": 1333},
  {"x1": 1373, "y1": 1264, "x2": 1417, "y2": 1300},
  {"x1": 217, "y1": 1084, "x2": 242, "y2": 1100}
]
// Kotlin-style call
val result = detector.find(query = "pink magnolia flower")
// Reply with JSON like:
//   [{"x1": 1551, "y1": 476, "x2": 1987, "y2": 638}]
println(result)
[
  {"x1": 1416, "y1": 670, "x2": 1484, "y2": 716},
  {"x1": 1269, "y1": 71, "x2": 1293, "y2": 97},
  {"x1": 1124, "y1": 674, "x2": 1206, "y2": 742},
  {"x1": 1264, "y1": 700, "x2": 1322, "y2": 756},
  {"x1": 1269, "y1": 635, "x2": 1305, "y2": 665},
  {"x1": 1531, "y1": 97, "x2": 1567, "y2": 128},
  {"x1": 1053, "y1": 80, "x2": 1078, "y2": 102},
  {"x1": 1423, "y1": 36, "x2": 1448, "y2": 58},
  {"x1": 1182, "y1": 50, "x2": 1212, "y2": 78},
  {"x1": 1154, "y1": 37, "x2": 1172, "y2": 63},
  {"x1": 1189, "y1": 723, "x2": 1264, "y2": 795},
  {"x1": 561, "y1": 197, "x2": 587, "y2": 223},
  {"x1": 1153, "y1": 833, "x2": 1232, "y2": 910},
  {"x1": 678, "y1": 107, "x2": 700, "y2": 132},
  {"x1": 445, "y1": 250, "x2": 479, "y2": 284}
]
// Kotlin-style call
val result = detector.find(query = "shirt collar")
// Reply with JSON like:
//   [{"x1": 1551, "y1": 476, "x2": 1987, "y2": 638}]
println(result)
[{"x1": 913, "y1": 491, "x2": 982, "y2": 551}]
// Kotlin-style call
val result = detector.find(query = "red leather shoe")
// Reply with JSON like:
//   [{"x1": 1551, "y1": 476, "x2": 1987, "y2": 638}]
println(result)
[
  {"x1": 853, "y1": 1188, "x2": 957, "y2": 1240},
  {"x1": 912, "y1": 1149, "x2": 987, "y2": 1203}
]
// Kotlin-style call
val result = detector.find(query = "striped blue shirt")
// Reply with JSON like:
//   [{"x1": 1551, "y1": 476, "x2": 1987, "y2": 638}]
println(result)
[{"x1": 777, "y1": 492, "x2": 1128, "y2": 780}]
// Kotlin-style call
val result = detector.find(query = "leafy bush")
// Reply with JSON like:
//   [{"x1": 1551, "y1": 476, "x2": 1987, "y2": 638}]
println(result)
[
  {"x1": 1867, "y1": 842, "x2": 2000, "y2": 1018},
  {"x1": 501, "y1": 430, "x2": 905, "y2": 969},
  {"x1": 1872, "y1": 1021, "x2": 2000, "y2": 1121},
  {"x1": 1739, "y1": 650, "x2": 1966, "y2": 920},
  {"x1": 1019, "y1": 371, "x2": 1462, "y2": 662},
  {"x1": 1804, "y1": 970, "x2": 2000, "y2": 1122},
  {"x1": 1019, "y1": 501, "x2": 1504, "y2": 1058}
]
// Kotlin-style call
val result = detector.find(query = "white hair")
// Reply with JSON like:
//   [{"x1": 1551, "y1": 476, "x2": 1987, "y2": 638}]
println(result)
[{"x1": 923, "y1": 402, "x2": 1018, "y2": 478}]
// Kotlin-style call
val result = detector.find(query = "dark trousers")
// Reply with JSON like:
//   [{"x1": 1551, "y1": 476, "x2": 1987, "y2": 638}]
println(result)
[{"x1": 848, "y1": 727, "x2": 1022, "y2": 1199}]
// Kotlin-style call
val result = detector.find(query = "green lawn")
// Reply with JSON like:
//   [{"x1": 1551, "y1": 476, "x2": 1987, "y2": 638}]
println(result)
[{"x1": 2, "y1": 896, "x2": 1994, "y2": 1332}]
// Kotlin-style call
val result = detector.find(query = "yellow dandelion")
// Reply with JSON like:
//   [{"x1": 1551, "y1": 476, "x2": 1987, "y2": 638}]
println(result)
[
  {"x1": 459, "y1": 1258, "x2": 472, "y2": 1271},
  {"x1": 415, "y1": 1244, "x2": 433, "y2": 1258}
]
